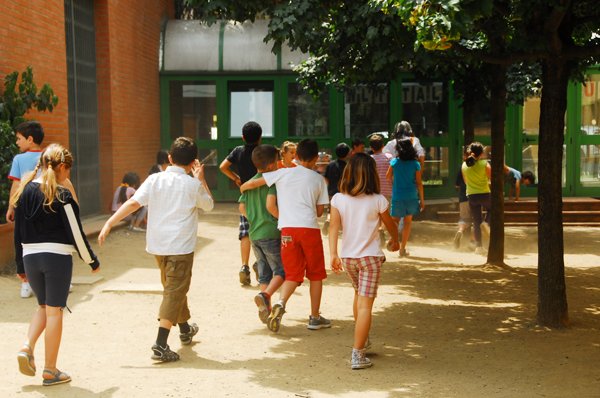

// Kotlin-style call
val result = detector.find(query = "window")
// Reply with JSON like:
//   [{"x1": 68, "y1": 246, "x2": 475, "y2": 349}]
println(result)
[
  {"x1": 229, "y1": 81, "x2": 273, "y2": 137},
  {"x1": 344, "y1": 84, "x2": 389, "y2": 139},
  {"x1": 288, "y1": 83, "x2": 329, "y2": 136},
  {"x1": 401, "y1": 81, "x2": 448, "y2": 138},
  {"x1": 169, "y1": 81, "x2": 217, "y2": 141}
]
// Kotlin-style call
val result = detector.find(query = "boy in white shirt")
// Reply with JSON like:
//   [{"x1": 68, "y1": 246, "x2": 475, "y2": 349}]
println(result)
[
  {"x1": 98, "y1": 137, "x2": 214, "y2": 362},
  {"x1": 240, "y1": 139, "x2": 330, "y2": 332}
]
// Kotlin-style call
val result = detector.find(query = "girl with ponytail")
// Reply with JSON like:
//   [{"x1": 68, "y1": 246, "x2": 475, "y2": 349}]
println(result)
[{"x1": 13, "y1": 143, "x2": 100, "y2": 386}]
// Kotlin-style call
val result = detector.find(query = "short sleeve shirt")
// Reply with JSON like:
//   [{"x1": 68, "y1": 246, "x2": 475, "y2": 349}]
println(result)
[
  {"x1": 324, "y1": 159, "x2": 346, "y2": 197},
  {"x1": 390, "y1": 158, "x2": 421, "y2": 201},
  {"x1": 226, "y1": 144, "x2": 258, "y2": 183},
  {"x1": 8, "y1": 151, "x2": 42, "y2": 181},
  {"x1": 238, "y1": 173, "x2": 279, "y2": 241},
  {"x1": 331, "y1": 193, "x2": 389, "y2": 258},
  {"x1": 462, "y1": 159, "x2": 490, "y2": 195}
]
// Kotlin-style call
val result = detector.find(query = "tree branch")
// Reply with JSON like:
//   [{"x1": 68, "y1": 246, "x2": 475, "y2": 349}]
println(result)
[{"x1": 563, "y1": 43, "x2": 600, "y2": 60}]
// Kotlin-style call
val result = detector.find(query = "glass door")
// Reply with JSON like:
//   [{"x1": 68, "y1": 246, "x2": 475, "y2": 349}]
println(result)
[{"x1": 574, "y1": 72, "x2": 600, "y2": 196}]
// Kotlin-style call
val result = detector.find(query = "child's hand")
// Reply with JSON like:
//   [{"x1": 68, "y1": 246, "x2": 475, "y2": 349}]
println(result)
[
  {"x1": 420, "y1": 201, "x2": 425, "y2": 211},
  {"x1": 192, "y1": 160, "x2": 205, "y2": 181},
  {"x1": 98, "y1": 223, "x2": 111, "y2": 246},
  {"x1": 330, "y1": 255, "x2": 343, "y2": 274},
  {"x1": 386, "y1": 239, "x2": 400, "y2": 252}
]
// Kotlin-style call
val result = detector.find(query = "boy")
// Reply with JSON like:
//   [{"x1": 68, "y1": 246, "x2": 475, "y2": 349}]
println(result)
[
  {"x1": 370, "y1": 134, "x2": 393, "y2": 245},
  {"x1": 238, "y1": 145, "x2": 285, "y2": 324},
  {"x1": 220, "y1": 121, "x2": 262, "y2": 286},
  {"x1": 7, "y1": 121, "x2": 43, "y2": 298},
  {"x1": 351, "y1": 137, "x2": 365, "y2": 156},
  {"x1": 240, "y1": 139, "x2": 331, "y2": 333},
  {"x1": 98, "y1": 137, "x2": 214, "y2": 362},
  {"x1": 322, "y1": 143, "x2": 350, "y2": 235},
  {"x1": 504, "y1": 166, "x2": 536, "y2": 201}
]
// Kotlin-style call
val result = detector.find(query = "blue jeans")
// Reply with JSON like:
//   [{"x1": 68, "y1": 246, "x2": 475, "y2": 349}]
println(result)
[{"x1": 251, "y1": 238, "x2": 285, "y2": 285}]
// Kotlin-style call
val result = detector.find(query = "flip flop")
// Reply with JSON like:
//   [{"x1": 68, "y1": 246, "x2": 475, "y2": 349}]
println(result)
[
  {"x1": 17, "y1": 344, "x2": 35, "y2": 376},
  {"x1": 42, "y1": 369, "x2": 71, "y2": 386}
]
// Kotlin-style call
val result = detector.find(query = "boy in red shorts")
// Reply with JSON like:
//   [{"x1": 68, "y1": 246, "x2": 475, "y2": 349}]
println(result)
[{"x1": 240, "y1": 139, "x2": 330, "y2": 332}]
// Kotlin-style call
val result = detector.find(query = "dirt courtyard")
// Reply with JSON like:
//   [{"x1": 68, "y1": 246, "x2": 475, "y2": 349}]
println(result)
[{"x1": 1, "y1": 203, "x2": 600, "y2": 398}]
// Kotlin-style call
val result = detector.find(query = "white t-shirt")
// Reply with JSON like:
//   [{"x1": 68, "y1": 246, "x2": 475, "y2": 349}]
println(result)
[
  {"x1": 263, "y1": 165, "x2": 329, "y2": 229},
  {"x1": 383, "y1": 137, "x2": 426, "y2": 158},
  {"x1": 132, "y1": 166, "x2": 214, "y2": 255},
  {"x1": 331, "y1": 193, "x2": 389, "y2": 258}
]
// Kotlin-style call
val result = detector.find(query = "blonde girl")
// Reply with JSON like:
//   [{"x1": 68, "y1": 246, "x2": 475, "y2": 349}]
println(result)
[
  {"x1": 277, "y1": 141, "x2": 297, "y2": 168},
  {"x1": 328, "y1": 153, "x2": 399, "y2": 370},
  {"x1": 13, "y1": 144, "x2": 100, "y2": 386}
]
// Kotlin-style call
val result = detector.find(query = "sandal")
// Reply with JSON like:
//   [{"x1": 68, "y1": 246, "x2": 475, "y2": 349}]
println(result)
[
  {"x1": 17, "y1": 343, "x2": 36, "y2": 376},
  {"x1": 42, "y1": 369, "x2": 71, "y2": 386},
  {"x1": 400, "y1": 249, "x2": 410, "y2": 257}
]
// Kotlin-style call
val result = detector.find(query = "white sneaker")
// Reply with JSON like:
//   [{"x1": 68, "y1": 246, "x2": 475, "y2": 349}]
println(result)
[{"x1": 20, "y1": 282, "x2": 33, "y2": 298}]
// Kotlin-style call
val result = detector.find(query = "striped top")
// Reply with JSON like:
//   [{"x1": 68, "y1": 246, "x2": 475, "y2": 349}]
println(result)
[{"x1": 371, "y1": 152, "x2": 393, "y2": 198}]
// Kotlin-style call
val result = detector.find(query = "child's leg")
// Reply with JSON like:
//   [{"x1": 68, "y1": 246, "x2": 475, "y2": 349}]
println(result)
[
  {"x1": 469, "y1": 198, "x2": 483, "y2": 246},
  {"x1": 354, "y1": 295, "x2": 375, "y2": 350},
  {"x1": 309, "y1": 280, "x2": 323, "y2": 318},
  {"x1": 401, "y1": 215, "x2": 413, "y2": 251},
  {"x1": 240, "y1": 236, "x2": 251, "y2": 266}
]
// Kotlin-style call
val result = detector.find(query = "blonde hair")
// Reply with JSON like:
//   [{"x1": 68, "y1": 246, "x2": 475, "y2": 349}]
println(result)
[
  {"x1": 339, "y1": 153, "x2": 380, "y2": 196},
  {"x1": 280, "y1": 141, "x2": 297, "y2": 156},
  {"x1": 11, "y1": 143, "x2": 74, "y2": 211}
]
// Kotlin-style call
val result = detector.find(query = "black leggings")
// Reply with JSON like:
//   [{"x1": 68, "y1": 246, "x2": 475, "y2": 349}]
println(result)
[
  {"x1": 24, "y1": 252, "x2": 72, "y2": 307},
  {"x1": 468, "y1": 193, "x2": 491, "y2": 247}
]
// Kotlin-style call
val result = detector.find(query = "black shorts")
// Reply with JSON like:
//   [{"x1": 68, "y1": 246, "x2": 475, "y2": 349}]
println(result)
[{"x1": 24, "y1": 252, "x2": 72, "y2": 307}]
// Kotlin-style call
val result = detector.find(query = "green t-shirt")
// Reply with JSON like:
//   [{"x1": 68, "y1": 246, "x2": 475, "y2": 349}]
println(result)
[
  {"x1": 238, "y1": 173, "x2": 280, "y2": 240},
  {"x1": 461, "y1": 159, "x2": 490, "y2": 195}
]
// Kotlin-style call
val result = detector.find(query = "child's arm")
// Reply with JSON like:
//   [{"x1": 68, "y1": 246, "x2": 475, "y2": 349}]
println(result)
[
  {"x1": 514, "y1": 179, "x2": 521, "y2": 201},
  {"x1": 192, "y1": 161, "x2": 214, "y2": 210},
  {"x1": 266, "y1": 194, "x2": 279, "y2": 219},
  {"x1": 240, "y1": 177, "x2": 266, "y2": 193},
  {"x1": 386, "y1": 165, "x2": 393, "y2": 182},
  {"x1": 5, "y1": 180, "x2": 19, "y2": 222},
  {"x1": 316, "y1": 204, "x2": 325, "y2": 217},
  {"x1": 98, "y1": 198, "x2": 142, "y2": 245},
  {"x1": 219, "y1": 158, "x2": 241, "y2": 186},
  {"x1": 239, "y1": 202, "x2": 247, "y2": 217},
  {"x1": 328, "y1": 206, "x2": 343, "y2": 274},
  {"x1": 416, "y1": 170, "x2": 425, "y2": 211},
  {"x1": 62, "y1": 178, "x2": 79, "y2": 203},
  {"x1": 380, "y1": 209, "x2": 400, "y2": 252}
]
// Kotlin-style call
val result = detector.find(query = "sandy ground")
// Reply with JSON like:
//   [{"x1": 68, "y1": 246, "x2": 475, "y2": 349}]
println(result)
[{"x1": 1, "y1": 203, "x2": 600, "y2": 398}]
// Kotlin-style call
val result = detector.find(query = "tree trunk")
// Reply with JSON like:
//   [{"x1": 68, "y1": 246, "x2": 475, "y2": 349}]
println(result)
[
  {"x1": 463, "y1": 88, "x2": 476, "y2": 147},
  {"x1": 486, "y1": 66, "x2": 506, "y2": 265},
  {"x1": 537, "y1": 61, "x2": 569, "y2": 328}
]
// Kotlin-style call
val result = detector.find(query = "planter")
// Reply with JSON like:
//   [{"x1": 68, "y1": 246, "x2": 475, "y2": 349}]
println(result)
[{"x1": 0, "y1": 222, "x2": 15, "y2": 274}]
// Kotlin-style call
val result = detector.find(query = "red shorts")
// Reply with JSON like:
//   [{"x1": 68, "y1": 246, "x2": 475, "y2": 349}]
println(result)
[{"x1": 280, "y1": 227, "x2": 327, "y2": 283}]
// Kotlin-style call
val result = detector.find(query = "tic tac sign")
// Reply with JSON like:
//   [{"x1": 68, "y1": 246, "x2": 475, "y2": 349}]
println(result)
[{"x1": 402, "y1": 82, "x2": 444, "y2": 104}]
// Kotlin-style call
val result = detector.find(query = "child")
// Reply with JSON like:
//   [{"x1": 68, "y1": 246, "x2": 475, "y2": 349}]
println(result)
[
  {"x1": 98, "y1": 137, "x2": 213, "y2": 362},
  {"x1": 13, "y1": 144, "x2": 100, "y2": 386},
  {"x1": 370, "y1": 134, "x2": 394, "y2": 245},
  {"x1": 322, "y1": 143, "x2": 351, "y2": 235},
  {"x1": 111, "y1": 172, "x2": 147, "y2": 231},
  {"x1": 148, "y1": 149, "x2": 170, "y2": 175},
  {"x1": 238, "y1": 145, "x2": 285, "y2": 324},
  {"x1": 220, "y1": 121, "x2": 262, "y2": 286},
  {"x1": 351, "y1": 137, "x2": 365, "y2": 156},
  {"x1": 462, "y1": 142, "x2": 491, "y2": 255},
  {"x1": 504, "y1": 166, "x2": 536, "y2": 201},
  {"x1": 454, "y1": 150, "x2": 473, "y2": 249},
  {"x1": 6, "y1": 121, "x2": 44, "y2": 298},
  {"x1": 383, "y1": 121, "x2": 426, "y2": 169},
  {"x1": 386, "y1": 138, "x2": 425, "y2": 257},
  {"x1": 329, "y1": 153, "x2": 399, "y2": 370},
  {"x1": 277, "y1": 141, "x2": 297, "y2": 168},
  {"x1": 240, "y1": 139, "x2": 330, "y2": 333}
]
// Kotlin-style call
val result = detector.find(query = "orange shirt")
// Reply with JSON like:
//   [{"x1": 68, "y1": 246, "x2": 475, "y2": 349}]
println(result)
[{"x1": 277, "y1": 160, "x2": 297, "y2": 169}]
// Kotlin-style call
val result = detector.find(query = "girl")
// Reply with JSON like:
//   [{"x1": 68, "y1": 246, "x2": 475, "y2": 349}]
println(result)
[
  {"x1": 13, "y1": 144, "x2": 100, "y2": 386},
  {"x1": 386, "y1": 138, "x2": 425, "y2": 257},
  {"x1": 277, "y1": 141, "x2": 297, "y2": 168},
  {"x1": 111, "y1": 172, "x2": 147, "y2": 231},
  {"x1": 329, "y1": 153, "x2": 399, "y2": 370},
  {"x1": 461, "y1": 142, "x2": 491, "y2": 255}
]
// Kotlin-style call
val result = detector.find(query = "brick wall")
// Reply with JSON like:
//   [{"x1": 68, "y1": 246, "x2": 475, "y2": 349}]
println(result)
[
  {"x1": 95, "y1": 0, "x2": 173, "y2": 210},
  {"x1": 0, "y1": 0, "x2": 69, "y2": 145}
]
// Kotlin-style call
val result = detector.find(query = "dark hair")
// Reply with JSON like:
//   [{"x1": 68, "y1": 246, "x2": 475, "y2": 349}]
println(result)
[
  {"x1": 170, "y1": 136, "x2": 198, "y2": 165},
  {"x1": 156, "y1": 150, "x2": 169, "y2": 164},
  {"x1": 465, "y1": 142, "x2": 484, "y2": 167},
  {"x1": 252, "y1": 144, "x2": 279, "y2": 170},
  {"x1": 397, "y1": 138, "x2": 417, "y2": 161},
  {"x1": 522, "y1": 170, "x2": 536, "y2": 184},
  {"x1": 15, "y1": 120, "x2": 44, "y2": 144},
  {"x1": 335, "y1": 142, "x2": 350, "y2": 158},
  {"x1": 296, "y1": 139, "x2": 319, "y2": 161},
  {"x1": 242, "y1": 121, "x2": 262, "y2": 144},
  {"x1": 369, "y1": 134, "x2": 384, "y2": 151},
  {"x1": 119, "y1": 172, "x2": 141, "y2": 204},
  {"x1": 351, "y1": 138, "x2": 364, "y2": 149},
  {"x1": 394, "y1": 120, "x2": 412, "y2": 139},
  {"x1": 339, "y1": 153, "x2": 380, "y2": 196}
]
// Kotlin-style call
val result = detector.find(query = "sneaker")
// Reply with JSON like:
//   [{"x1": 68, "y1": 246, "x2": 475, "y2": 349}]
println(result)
[
  {"x1": 131, "y1": 226, "x2": 146, "y2": 232},
  {"x1": 267, "y1": 303, "x2": 285, "y2": 333},
  {"x1": 321, "y1": 220, "x2": 330, "y2": 236},
  {"x1": 151, "y1": 344, "x2": 180, "y2": 362},
  {"x1": 252, "y1": 262, "x2": 259, "y2": 282},
  {"x1": 307, "y1": 314, "x2": 332, "y2": 330},
  {"x1": 475, "y1": 246, "x2": 487, "y2": 255},
  {"x1": 20, "y1": 282, "x2": 32, "y2": 298},
  {"x1": 481, "y1": 222, "x2": 490, "y2": 238},
  {"x1": 179, "y1": 322, "x2": 199, "y2": 345},
  {"x1": 254, "y1": 293, "x2": 271, "y2": 324},
  {"x1": 239, "y1": 265, "x2": 251, "y2": 286},
  {"x1": 453, "y1": 231, "x2": 463, "y2": 249},
  {"x1": 351, "y1": 348, "x2": 372, "y2": 370}
]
